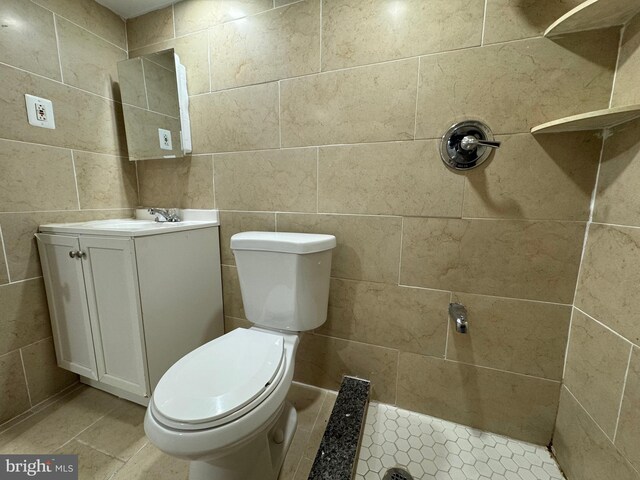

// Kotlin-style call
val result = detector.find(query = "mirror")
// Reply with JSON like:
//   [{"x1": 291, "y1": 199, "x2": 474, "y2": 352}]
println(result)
[{"x1": 117, "y1": 49, "x2": 192, "y2": 161}]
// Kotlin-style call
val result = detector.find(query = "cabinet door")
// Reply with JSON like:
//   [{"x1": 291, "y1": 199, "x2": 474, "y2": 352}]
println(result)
[
  {"x1": 79, "y1": 236, "x2": 149, "y2": 397},
  {"x1": 35, "y1": 234, "x2": 99, "y2": 379}
]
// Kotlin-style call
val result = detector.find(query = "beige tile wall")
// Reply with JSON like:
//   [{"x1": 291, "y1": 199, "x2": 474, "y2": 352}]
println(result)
[
  {"x1": 552, "y1": 12, "x2": 640, "y2": 480},
  {"x1": 0, "y1": 0, "x2": 137, "y2": 426},
  {"x1": 128, "y1": 0, "x2": 623, "y2": 446}
]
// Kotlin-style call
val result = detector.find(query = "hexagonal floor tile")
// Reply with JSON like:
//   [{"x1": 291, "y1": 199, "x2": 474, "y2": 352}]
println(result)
[{"x1": 356, "y1": 403, "x2": 565, "y2": 480}]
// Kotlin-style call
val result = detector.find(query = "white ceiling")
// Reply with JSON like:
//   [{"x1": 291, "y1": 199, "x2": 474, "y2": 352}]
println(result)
[{"x1": 96, "y1": 0, "x2": 174, "y2": 19}]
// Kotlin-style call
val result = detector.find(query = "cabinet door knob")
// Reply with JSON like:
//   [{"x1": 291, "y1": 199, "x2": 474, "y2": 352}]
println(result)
[
  {"x1": 78, "y1": 251, "x2": 87, "y2": 259},
  {"x1": 69, "y1": 250, "x2": 78, "y2": 259}
]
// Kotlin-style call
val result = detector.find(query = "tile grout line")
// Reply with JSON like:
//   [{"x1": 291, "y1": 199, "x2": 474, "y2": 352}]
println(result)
[
  {"x1": 54, "y1": 401, "x2": 124, "y2": 453},
  {"x1": 319, "y1": 0, "x2": 323, "y2": 72},
  {"x1": 563, "y1": 384, "x2": 620, "y2": 445},
  {"x1": 171, "y1": 4, "x2": 176, "y2": 39},
  {"x1": 0, "y1": 383, "x2": 83, "y2": 435},
  {"x1": 106, "y1": 441, "x2": 150, "y2": 480},
  {"x1": 612, "y1": 345, "x2": 633, "y2": 442},
  {"x1": 608, "y1": 24, "x2": 626, "y2": 109},
  {"x1": 52, "y1": 14, "x2": 65, "y2": 83},
  {"x1": 70, "y1": 151, "x2": 82, "y2": 210},
  {"x1": 0, "y1": 136, "x2": 129, "y2": 159},
  {"x1": 481, "y1": 0, "x2": 489, "y2": 46},
  {"x1": 18, "y1": 349, "x2": 33, "y2": 408},
  {"x1": 573, "y1": 306, "x2": 637, "y2": 347},
  {"x1": 393, "y1": 350, "x2": 400, "y2": 406},
  {"x1": 212, "y1": 155, "x2": 217, "y2": 209},
  {"x1": 278, "y1": 81, "x2": 283, "y2": 148},
  {"x1": 444, "y1": 291, "x2": 453, "y2": 359},
  {"x1": 207, "y1": 28, "x2": 212, "y2": 93},
  {"x1": 412, "y1": 57, "x2": 420, "y2": 140},
  {"x1": 0, "y1": 277, "x2": 44, "y2": 288},
  {"x1": 31, "y1": 1, "x2": 128, "y2": 53},
  {"x1": 561, "y1": 307, "x2": 575, "y2": 383},
  {"x1": 309, "y1": 331, "x2": 561, "y2": 384},
  {"x1": 0, "y1": 226, "x2": 13, "y2": 283},
  {"x1": 396, "y1": 216, "x2": 404, "y2": 285},
  {"x1": 0, "y1": 61, "x2": 123, "y2": 105},
  {"x1": 140, "y1": 59, "x2": 151, "y2": 110},
  {"x1": 73, "y1": 438, "x2": 127, "y2": 462},
  {"x1": 316, "y1": 147, "x2": 320, "y2": 213}
]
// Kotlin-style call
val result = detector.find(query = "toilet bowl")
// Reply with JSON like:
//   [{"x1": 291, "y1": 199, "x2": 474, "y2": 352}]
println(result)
[{"x1": 144, "y1": 232, "x2": 336, "y2": 480}]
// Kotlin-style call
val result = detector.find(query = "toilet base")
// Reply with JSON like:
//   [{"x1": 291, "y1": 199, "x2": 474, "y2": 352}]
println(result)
[{"x1": 188, "y1": 401, "x2": 298, "y2": 480}]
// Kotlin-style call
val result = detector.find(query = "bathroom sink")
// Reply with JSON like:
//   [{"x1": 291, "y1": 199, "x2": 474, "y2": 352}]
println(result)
[{"x1": 39, "y1": 210, "x2": 219, "y2": 237}]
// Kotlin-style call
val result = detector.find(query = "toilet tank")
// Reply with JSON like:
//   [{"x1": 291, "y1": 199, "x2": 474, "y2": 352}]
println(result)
[{"x1": 230, "y1": 232, "x2": 336, "y2": 332}]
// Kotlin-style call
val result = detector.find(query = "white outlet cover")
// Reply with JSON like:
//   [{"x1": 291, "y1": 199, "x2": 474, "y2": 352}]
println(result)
[
  {"x1": 25, "y1": 94, "x2": 55, "y2": 129},
  {"x1": 158, "y1": 128, "x2": 172, "y2": 150}
]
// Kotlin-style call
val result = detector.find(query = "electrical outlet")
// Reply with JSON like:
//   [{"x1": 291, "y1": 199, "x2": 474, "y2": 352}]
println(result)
[
  {"x1": 25, "y1": 94, "x2": 55, "y2": 129},
  {"x1": 158, "y1": 128, "x2": 172, "y2": 150}
]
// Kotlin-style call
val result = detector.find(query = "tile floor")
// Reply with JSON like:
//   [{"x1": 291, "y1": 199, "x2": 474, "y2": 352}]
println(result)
[
  {"x1": 0, "y1": 382, "x2": 336, "y2": 480},
  {"x1": 0, "y1": 383, "x2": 565, "y2": 480},
  {"x1": 357, "y1": 402, "x2": 565, "y2": 480}
]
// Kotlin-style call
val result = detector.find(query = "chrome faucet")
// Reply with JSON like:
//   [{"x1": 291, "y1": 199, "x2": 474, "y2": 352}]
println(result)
[
  {"x1": 449, "y1": 303, "x2": 468, "y2": 334},
  {"x1": 148, "y1": 208, "x2": 181, "y2": 222}
]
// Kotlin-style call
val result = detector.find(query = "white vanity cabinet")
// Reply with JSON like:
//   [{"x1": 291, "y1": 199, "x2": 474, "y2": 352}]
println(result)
[{"x1": 36, "y1": 216, "x2": 224, "y2": 405}]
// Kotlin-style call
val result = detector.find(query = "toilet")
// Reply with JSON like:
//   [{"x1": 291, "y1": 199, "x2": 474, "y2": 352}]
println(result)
[{"x1": 144, "y1": 231, "x2": 336, "y2": 480}]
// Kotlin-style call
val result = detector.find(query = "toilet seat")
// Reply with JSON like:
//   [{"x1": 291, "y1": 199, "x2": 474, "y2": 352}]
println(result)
[{"x1": 152, "y1": 328, "x2": 286, "y2": 431}]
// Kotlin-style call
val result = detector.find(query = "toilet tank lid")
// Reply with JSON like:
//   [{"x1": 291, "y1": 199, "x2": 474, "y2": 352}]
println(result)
[{"x1": 231, "y1": 231, "x2": 336, "y2": 254}]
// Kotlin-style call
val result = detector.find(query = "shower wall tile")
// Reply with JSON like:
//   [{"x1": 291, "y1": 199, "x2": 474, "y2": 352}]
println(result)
[
  {"x1": 137, "y1": 155, "x2": 214, "y2": 209},
  {"x1": 209, "y1": 0, "x2": 320, "y2": 91},
  {"x1": 575, "y1": 224, "x2": 640, "y2": 346},
  {"x1": 615, "y1": 346, "x2": 640, "y2": 472},
  {"x1": 294, "y1": 333, "x2": 398, "y2": 404},
  {"x1": 400, "y1": 217, "x2": 585, "y2": 303},
  {"x1": 0, "y1": 0, "x2": 61, "y2": 81},
  {"x1": 553, "y1": 387, "x2": 640, "y2": 480},
  {"x1": 397, "y1": 353, "x2": 561, "y2": 445},
  {"x1": 173, "y1": 0, "x2": 273, "y2": 37},
  {"x1": 318, "y1": 140, "x2": 464, "y2": 217},
  {"x1": 276, "y1": 213, "x2": 402, "y2": 284},
  {"x1": 483, "y1": 0, "x2": 583, "y2": 44},
  {"x1": 317, "y1": 278, "x2": 449, "y2": 357},
  {"x1": 462, "y1": 133, "x2": 601, "y2": 221},
  {"x1": 321, "y1": 0, "x2": 483, "y2": 70},
  {"x1": 280, "y1": 58, "x2": 418, "y2": 147},
  {"x1": 0, "y1": 210, "x2": 133, "y2": 283},
  {"x1": 612, "y1": 12, "x2": 640, "y2": 107},
  {"x1": 446, "y1": 293, "x2": 571, "y2": 380},
  {"x1": 33, "y1": 0, "x2": 127, "y2": 49},
  {"x1": 0, "y1": 63, "x2": 127, "y2": 156},
  {"x1": 563, "y1": 309, "x2": 631, "y2": 438},
  {"x1": 0, "y1": 140, "x2": 78, "y2": 213},
  {"x1": 218, "y1": 211, "x2": 276, "y2": 266},
  {"x1": 129, "y1": 31, "x2": 211, "y2": 96},
  {"x1": 22, "y1": 337, "x2": 77, "y2": 405},
  {"x1": 190, "y1": 82, "x2": 280, "y2": 153},
  {"x1": 415, "y1": 31, "x2": 618, "y2": 138},
  {"x1": 56, "y1": 17, "x2": 126, "y2": 100},
  {"x1": 214, "y1": 148, "x2": 317, "y2": 212},
  {"x1": 126, "y1": 6, "x2": 174, "y2": 50},
  {"x1": 0, "y1": 351, "x2": 31, "y2": 424},
  {"x1": 594, "y1": 119, "x2": 640, "y2": 227},
  {"x1": 74, "y1": 152, "x2": 138, "y2": 210},
  {"x1": 0, "y1": 279, "x2": 53, "y2": 356}
]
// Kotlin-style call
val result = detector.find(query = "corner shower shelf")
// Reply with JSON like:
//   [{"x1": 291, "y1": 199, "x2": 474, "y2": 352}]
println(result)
[
  {"x1": 545, "y1": 0, "x2": 640, "y2": 37},
  {"x1": 531, "y1": 104, "x2": 640, "y2": 134}
]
